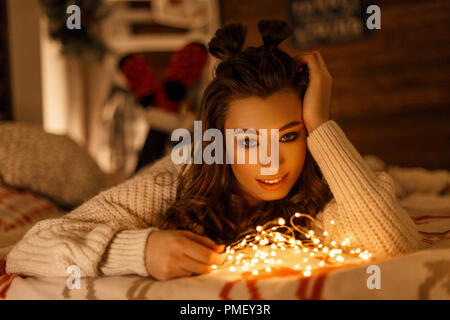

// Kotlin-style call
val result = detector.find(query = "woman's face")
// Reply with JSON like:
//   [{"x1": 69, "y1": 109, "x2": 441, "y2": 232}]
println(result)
[{"x1": 224, "y1": 89, "x2": 307, "y2": 206}]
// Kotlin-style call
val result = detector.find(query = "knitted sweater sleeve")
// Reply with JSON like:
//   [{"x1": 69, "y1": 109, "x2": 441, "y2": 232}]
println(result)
[
  {"x1": 307, "y1": 120, "x2": 421, "y2": 257},
  {"x1": 5, "y1": 155, "x2": 179, "y2": 277}
]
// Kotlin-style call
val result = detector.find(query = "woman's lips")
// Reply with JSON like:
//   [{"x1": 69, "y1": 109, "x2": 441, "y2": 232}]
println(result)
[{"x1": 256, "y1": 173, "x2": 289, "y2": 190}]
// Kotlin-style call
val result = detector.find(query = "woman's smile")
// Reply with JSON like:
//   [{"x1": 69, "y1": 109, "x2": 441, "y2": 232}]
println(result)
[{"x1": 256, "y1": 173, "x2": 289, "y2": 190}]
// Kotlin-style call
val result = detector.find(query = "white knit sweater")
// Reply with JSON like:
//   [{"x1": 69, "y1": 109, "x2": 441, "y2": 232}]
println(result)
[{"x1": 5, "y1": 120, "x2": 422, "y2": 277}]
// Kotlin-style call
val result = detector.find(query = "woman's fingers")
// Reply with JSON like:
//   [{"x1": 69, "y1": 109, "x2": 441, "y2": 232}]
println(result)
[
  {"x1": 180, "y1": 230, "x2": 225, "y2": 253},
  {"x1": 183, "y1": 238, "x2": 226, "y2": 266},
  {"x1": 313, "y1": 51, "x2": 331, "y2": 77},
  {"x1": 297, "y1": 51, "x2": 330, "y2": 78},
  {"x1": 174, "y1": 267, "x2": 193, "y2": 278},
  {"x1": 311, "y1": 51, "x2": 326, "y2": 70},
  {"x1": 145, "y1": 229, "x2": 227, "y2": 280},
  {"x1": 178, "y1": 254, "x2": 213, "y2": 275},
  {"x1": 180, "y1": 230, "x2": 215, "y2": 249},
  {"x1": 296, "y1": 53, "x2": 320, "y2": 74}
]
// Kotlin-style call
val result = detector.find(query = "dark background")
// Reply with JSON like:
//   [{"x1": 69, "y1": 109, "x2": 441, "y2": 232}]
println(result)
[
  {"x1": 0, "y1": 0, "x2": 12, "y2": 121},
  {"x1": 1, "y1": 0, "x2": 449, "y2": 170},
  {"x1": 219, "y1": 0, "x2": 450, "y2": 170}
]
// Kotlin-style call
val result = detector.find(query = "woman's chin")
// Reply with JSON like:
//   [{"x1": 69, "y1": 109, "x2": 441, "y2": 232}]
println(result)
[{"x1": 256, "y1": 188, "x2": 290, "y2": 202}]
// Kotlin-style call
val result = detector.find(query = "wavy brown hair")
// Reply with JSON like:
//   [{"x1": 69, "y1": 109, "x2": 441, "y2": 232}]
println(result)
[{"x1": 159, "y1": 19, "x2": 332, "y2": 245}]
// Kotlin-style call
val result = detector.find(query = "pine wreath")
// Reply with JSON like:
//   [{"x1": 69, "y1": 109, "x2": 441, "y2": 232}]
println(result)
[{"x1": 39, "y1": 0, "x2": 111, "y2": 60}]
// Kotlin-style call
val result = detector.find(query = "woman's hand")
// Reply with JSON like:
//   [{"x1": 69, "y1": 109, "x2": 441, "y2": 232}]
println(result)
[
  {"x1": 296, "y1": 51, "x2": 332, "y2": 134},
  {"x1": 145, "y1": 230, "x2": 226, "y2": 280}
]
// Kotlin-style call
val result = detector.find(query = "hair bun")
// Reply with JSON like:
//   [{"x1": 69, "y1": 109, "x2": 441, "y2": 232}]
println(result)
[
  {"x1": 257, "y1": 19, "x2": 293, "y2": 48},
  {"x1": 208, "y1": 23, "x2": 247, "y2": 60}
]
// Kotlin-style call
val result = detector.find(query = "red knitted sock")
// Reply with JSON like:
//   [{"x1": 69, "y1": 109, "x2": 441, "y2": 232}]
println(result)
[
  {"x1": 153, "y1": 84, "x2": 181, "y2": 112},
  {"x1": 119, "y1": 54, "x2": 161, "y2": 108},
  {"x1": 163, "y1": 42, "x2": 208, "y2": 102}
]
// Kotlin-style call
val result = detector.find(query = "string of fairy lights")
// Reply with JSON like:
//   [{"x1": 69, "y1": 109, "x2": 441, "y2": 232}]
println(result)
[{"x1": 211, "y1": 212, "x2": 372, "y2": 277}]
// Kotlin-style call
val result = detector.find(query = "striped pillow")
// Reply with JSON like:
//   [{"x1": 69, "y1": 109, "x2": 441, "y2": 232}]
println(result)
[{"x1": 0, "y1": 181, "x2": 63, "y2": 248}]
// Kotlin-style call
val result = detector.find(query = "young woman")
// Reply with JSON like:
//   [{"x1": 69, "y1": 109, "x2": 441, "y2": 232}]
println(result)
[{"x1": 6, "y1": 20, "x2": 421, "y2": 280}]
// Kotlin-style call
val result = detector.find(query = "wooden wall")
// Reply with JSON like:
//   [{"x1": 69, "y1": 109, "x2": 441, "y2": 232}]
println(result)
[{"x1": 220, "y1": 0, "x2": 450, "y2": 170}]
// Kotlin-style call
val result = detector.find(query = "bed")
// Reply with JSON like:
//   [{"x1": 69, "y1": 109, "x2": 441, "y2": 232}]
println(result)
[{"x1": 0, "y1": 122, "x2": 449, "y2": 300}]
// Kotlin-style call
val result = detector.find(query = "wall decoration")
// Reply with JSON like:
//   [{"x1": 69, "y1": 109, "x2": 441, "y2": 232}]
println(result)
[
  {"x1": 288, "y1": 0, "x2": 373, "y2": 48},
  {"x1": 38, "y1": 0, "x2": 111, "y2": 60}
]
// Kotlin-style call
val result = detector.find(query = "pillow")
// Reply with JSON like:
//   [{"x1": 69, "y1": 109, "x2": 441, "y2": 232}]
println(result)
[
  {"x1": 0, "y1": 122, "x2": 113, "y2": 209},
  {"x1": 0, "y1": 181, "x2": 64, "y2": 253}
]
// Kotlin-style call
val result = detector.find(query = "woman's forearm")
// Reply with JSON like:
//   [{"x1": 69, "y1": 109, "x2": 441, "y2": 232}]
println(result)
[{"x1": 307, "y1": 120, "x2": 422, "y2": 256}]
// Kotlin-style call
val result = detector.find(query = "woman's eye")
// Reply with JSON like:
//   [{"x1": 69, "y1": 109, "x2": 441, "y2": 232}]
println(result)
[
  {"x1": 239, "y1": 137, "x2": 258, "y2": 148},
  {"x1": 237, "y1": 132, "x2": 298, "y2": 148},
  {"x1": 280, "y1": 132, "x2": 298, "y2": 143}
]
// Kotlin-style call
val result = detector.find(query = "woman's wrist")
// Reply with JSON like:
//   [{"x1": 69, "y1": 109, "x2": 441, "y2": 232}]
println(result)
[
  {"x1": 306, "y1": 117, "x2": 329, "y2": 135},
  {"x1": 100, "y1": 228, "x2": 158, "y2": 277}
]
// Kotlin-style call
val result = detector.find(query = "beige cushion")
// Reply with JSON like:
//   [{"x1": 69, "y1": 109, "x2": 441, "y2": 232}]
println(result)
[{"x1": 0, "y1": 122, "x2": 113, "y2": 209}]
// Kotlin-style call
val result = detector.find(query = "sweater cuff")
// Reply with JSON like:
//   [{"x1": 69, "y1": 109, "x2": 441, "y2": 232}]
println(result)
[
  {"x1": 306, "y1": 120, "x2": 378, "y2": 204},
  {"x1": 99, "y1": 227, "x2": 159, "y2": 277}
]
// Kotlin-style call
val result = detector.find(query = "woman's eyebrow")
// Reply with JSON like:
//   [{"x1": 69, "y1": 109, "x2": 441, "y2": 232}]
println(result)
[
  {"x1": 238, "y1": 121, "x2": 302, "y2": 133},
  {"x1": 278, "y1": 121, "x2": 302, "y2": 132}
]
